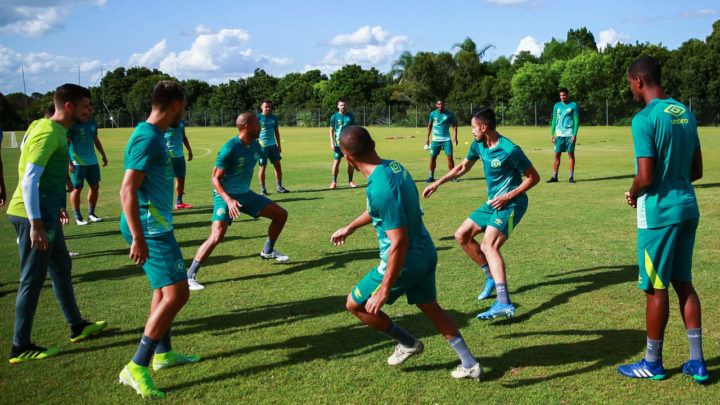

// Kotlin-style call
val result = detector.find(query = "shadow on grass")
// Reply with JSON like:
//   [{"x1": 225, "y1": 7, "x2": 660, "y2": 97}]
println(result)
[
  {"x1": 695, "y1": 182, "x2": 720, "y2": 189},
  {"x1": 174, "y1": 218, "x2": 253, "y2": 230},
  {"x1": 290, "y1": 185, "x2": 367, "y2": 193},
  {"x1": 172, "y1": 206, "x2": 214, "y2": 216},
  {"x1": 65, "y1": 229, "x2": 121, "y2": 240},
  {"x1": 576, "y1": 174, "x2": 634, "y2": 182},
  {"x1": 412, "y1": 176, "x2": 485, "y2": 184},
  {"x1": 265, "y1": 196, "x2": 323, "y2": 204}
]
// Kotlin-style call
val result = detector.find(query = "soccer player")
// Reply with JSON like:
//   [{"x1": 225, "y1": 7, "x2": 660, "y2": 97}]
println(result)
[
  {"x1": 185, "y1": 113, "x2": 289, "y2": 291},
  {"x1": 164, "y1": 117, "x2": 194, "y2": 209},
  {"x1": 423, "y1": 108, "x2": 539, "y2": 319},
  {"x1": 617, "y1": 56, "x2": 707, "y2": 384},
  {"x1": 6, "y1": 83, "x2": 106, "y2": 364},
  {"x1": 425, "y1": 99, "x2": 458, "y2": 183},
  {"x1": 546, "y1": 88, "x2": 579, "y2": 183},
  {"x1": 257, "y1": 99, "x2": 289, "y2": 195},
  {"x1": 67, "y1": 104, "x2": 108, "y2": 224},
  {"x1": 331, "y1": 125, "x2": 482, "y2": 379},
  {"x1": 329, "y1": 99, "x2": 357, "y2": 189},
  {"x1": 119, "y1": 81, "x2": 199, "y2": 399},
  {"x1": 0, "y1": 94, "x2": 6, "y2": 206}
]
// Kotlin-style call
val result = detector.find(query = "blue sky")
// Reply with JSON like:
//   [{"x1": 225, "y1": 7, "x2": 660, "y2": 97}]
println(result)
[{"x1": 1, "y1": 0, "x2": 718, "y2": 94}]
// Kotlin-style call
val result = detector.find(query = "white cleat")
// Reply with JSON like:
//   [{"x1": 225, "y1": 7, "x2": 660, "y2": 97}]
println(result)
[
  {"x1": 260, "y1": 250, "x2": 290, "y2": 262},
  {"x1": 75, "y1": 219, "x2": 88, "y2": 226},
  {"x1": 451, "y1": 362, "x2": 483, "y2": 380},
  {"x1": 88, "y1": 214, "x2": 103, "y2": 222},
  {"x1": 187, "y1": 277, "x2": 205, "y2": 291},
  {"x1": 387, "y1": 340, "x2": 424, "y2": 366}
]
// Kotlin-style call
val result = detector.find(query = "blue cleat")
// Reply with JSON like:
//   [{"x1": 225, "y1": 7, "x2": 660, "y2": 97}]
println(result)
[
  {"x1": 476, "y1": 301, "x2": 515, "y2": 320},
  {"x1": 477, "y1": 278, "x2": 495, "y2": 301},
  {"x1": 617, "y1": 359, "x2": 665, "y2": 380},
  {"x1": 682, "y1": 359, "x2": 709, "y2": 384}
]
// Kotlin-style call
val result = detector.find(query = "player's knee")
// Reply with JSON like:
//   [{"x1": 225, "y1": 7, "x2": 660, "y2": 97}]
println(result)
[
  {"x1": 454, "y1": 229, "x2": 469, "y2": 245},
  {"x1": 274, "y1": 206, "x2": 288, "y2": 223},
  {"x1": 345, "y1": 294, "x2": 360, "y2": 313},
  {"x1": 480, "y1": 239, "x2": 498, "y2": 255}
]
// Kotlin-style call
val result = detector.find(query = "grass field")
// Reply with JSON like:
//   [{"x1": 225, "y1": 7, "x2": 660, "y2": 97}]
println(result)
[{"x1": 0, "y1": 124, "x2": 718, "y2": 403}]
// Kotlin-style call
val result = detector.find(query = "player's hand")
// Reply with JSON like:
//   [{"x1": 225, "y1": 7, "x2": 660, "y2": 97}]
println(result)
[
  {"x1": 68, "y1": 163, "x2": 75, "y2": 173},
  {"x1": 331, "y1": 225, "x2": 355, "y2": 246},
  {"x1": 625, "y1": 192, "x2": 637, "y2": 208},
  {"x1": 550, "y1": 135, "x2": 556, "y2": 144},
  {"x1": 59, "y1": 208, "x2": 69, "y2": 225},
  {"x1": 425, "y1": 139, "x2": 430, "y2": 146},
  {"x1": 422, "y1": 183, "x2": 438, "y2": 199},
  {"x1": 330, "y1": 143, "x2": 336, "y2": 151},
  {"x1": 30, "y1": 223, "x2": 48, "y2": 251},
  {"x1": 571, "y1": 136, "x2": 576, "y2": 145},
  {"x1": 66, "y1": 177, "x2": 74, "y2": 193},
  {"x1": 102, "y1": 155, "x2": 108, "y2": 166},
  {"x1": 489, "y1": 194, "x2": 511, "y2": 210},
  {"x1": 454, "y1": 138, "x2": 458, "y2": 146},
  {"x1": 227, "y1": 199, "x2": 243, "y2": 219},
  {"x1": 129, "y1": 237, "x2": 149, "y2": 266},
  {"x1": 365, "y1": 290, "x2": 388, "y2": 314},
  {"x1": 187, "y1": 150, "x2": 193, "y2": 161},
  {"x1": 277, "y1": 145, "x2": 282, "y2": 154}
]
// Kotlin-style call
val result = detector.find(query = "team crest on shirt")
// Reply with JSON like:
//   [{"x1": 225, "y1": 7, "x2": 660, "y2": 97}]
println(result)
[
  {"x1": 217, "y1": 207, "x2": 226, "y2": 216},
  {"x1": 664, "y1": 105, "x2": 686, "y2": 118},
  {"x1": 566, "y1": 108, "x2": 572, "y2": 112},
  {"x1": 491, "y1": 158, "x2": 501, "y2": 168},
  {"x1": 175, "y1": 259, "x2": 186, "y2": 273}
]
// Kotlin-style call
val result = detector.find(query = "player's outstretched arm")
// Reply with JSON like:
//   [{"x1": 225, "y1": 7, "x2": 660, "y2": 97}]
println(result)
[
  {"x1": 331, "y1": 210, "x2": 372, "y2": 246},
  {"x1": 120, "y1": 169, "x2": 148, "y2": 265},
  {"x1": 423, "y1": 158, "x2": 476, "y2": 198},
  {"x1": 365, "y1": 225, "x2": 408, "y2": 315},
  {"x1": 489, "y1": 165, "x2": 540, "y2": 210}
]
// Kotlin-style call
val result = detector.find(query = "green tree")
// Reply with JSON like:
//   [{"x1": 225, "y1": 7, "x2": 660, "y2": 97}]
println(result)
[
  {"x1": 247, "y1": 68, "x2": 280, "y2": 108},
  {"x1": 124, "y1": 73, "x2": 173, "y2": 113}
]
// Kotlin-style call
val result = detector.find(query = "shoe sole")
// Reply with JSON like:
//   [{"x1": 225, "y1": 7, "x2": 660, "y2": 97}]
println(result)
[{"x1": 478, "y1": 311, "x2": 514, "y2": 320}]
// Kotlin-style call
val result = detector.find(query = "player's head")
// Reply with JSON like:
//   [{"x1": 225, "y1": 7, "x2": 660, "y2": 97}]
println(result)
[
  {"x1": 54, "y1": 83, "x2": 92, "y2": 124},
  {"x1": 436, "y1": 99, "x2": 445, "y2": 111},
  {"x1": 628, "y1": 56, "x2": 662, "y2": 101},
  {"x1": 236, "y1": 112, "x2": 260, "y2": 139},
  {"x1": 558, "y1": 88, "x2": 569, "y2": 103},
  {"x1": 44, "y1": 103, "x2": 55, "y2": 118},
  {"x1": 339, "y1": 125, "x2": 375, "y2": 168},
  {"x1": 152, "y1": 80, "x2": 186, "y2": 126},
  {"x1": 471, "y1": 107, "x2": 497, "y2": 142},
  {"x1": 261, "y1": 99, "x2": 273, "y2": 115},
  {"x1": 337, "y1": 99, "x2": 347, "y2": 114}
]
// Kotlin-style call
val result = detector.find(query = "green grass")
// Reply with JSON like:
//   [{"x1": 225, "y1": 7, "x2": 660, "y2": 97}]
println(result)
[{"x1": 0, "y1": 125, "x2": 718, "y2": 403}]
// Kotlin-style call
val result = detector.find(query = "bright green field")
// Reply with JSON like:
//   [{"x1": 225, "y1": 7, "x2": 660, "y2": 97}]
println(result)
[{"x1": 0, "y1": 125, "x2": 718, "y2": 403}]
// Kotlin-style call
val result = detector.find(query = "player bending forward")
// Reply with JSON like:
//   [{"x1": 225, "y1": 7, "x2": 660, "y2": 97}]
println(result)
[{"x1": 331, "y1": 125, "x2": 482, "y2": 379}]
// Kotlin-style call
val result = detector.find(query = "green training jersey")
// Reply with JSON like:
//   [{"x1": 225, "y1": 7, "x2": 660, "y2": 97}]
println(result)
[
  {"x1": 366, "y1": 160, "x2": 435, "y2": 270},
  {"x1": 428, "y1": 109, "x2": 457, "y2": 142},
  {"x1": 7, "y1": 118, "x2": 69, "y2": 221},
  {"x1": 164, "y1": 119, "x2": 185, "y2": 158},
  {"x1": 257, "y1": 113, "x2": 279, "y2": 147},
  {"x1": 552, "y1": 101, "x2": 579, "y2": 137},
  {"x1": 121, "y1": 122, "x2": 175, "y2": 236},
  {"x1": 632, "y1": 98, "x2": 700, "y2": 229},
  {"x1": 214, "y1": 136, "x2": 261, "y2": 195},
  {"x1": 25, "y1": 119, "x2": 42, "y2": 137},
  {"x1": 330, "y1": 112, "x2": 355, "y2": 144},
  {"x1": 67, "y1": 118, "x2": 98, "y2": 165},
  {"x1": 466, "y1": 134, "x2": 533, "y2": 209}
]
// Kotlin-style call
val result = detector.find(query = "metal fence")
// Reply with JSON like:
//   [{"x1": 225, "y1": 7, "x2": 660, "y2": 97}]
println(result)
[{"x1": 97, "y1": 98, "x2": 719, "y2": 129}]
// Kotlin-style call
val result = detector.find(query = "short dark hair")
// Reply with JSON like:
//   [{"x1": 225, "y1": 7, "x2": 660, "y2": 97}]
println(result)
[
  {"x1": 151, "y1": 80, "x2": 186, "y2": 111},
  {"x1": 44, "y1": 103, "x2": 56, "y2": 117},
  {"x1": 339, "y1": 125, "x2": 374, "y2": 158},
  {"x1": 558, "y1": 88, "x2": 569, "y2": 94},
  {"x1": 54, "y1": 83, "x2": 91, "y2": 106},
  {"x1": 628, "y1": 56, "x2": 661, "y2": 86},
  {"x1": 337, "y1": 98, "x2": 346, "y2": 104},
  {"x1": 261, "y1": 99, "x2": 272, "y2": 106},
  {"x1": 436, "y1": 99, "x2": 445, "y2": 103},
  {"x1": 472, "y1": 107, "x2": 497, "y2": 130}
]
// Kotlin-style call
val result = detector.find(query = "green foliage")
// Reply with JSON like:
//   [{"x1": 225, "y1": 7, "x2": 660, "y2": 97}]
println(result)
[{"x1": 296, "y1": 110, "x2": 315, "y2": 127}]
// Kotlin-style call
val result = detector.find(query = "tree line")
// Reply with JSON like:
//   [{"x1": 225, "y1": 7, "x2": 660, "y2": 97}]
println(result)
[{"x1": 2, "y1": 21, "x2": 720, "y2": 130}]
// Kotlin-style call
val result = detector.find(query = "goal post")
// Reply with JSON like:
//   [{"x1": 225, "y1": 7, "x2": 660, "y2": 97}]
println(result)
[{"x1": 1, "y1": 131, "x2": 19, "y2": 149}]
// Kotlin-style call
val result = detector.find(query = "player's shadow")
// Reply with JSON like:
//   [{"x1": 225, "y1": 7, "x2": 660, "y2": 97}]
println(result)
[
  {"x1": 290, "y1": 186, "x2": 367, "y2": 193},
  {"x1": 694, "y1": 182, "x2": 720, "y2": 189},
  {"x1": 177, "y1": 234, "x2": 264, "y2": 248},
  {"x1": 576, "y1": 174, "x2": 634, "y2": 182},
  {"x1": 412, "y1": 176, "x2": 485, "y2": 184},
  {"x1": 72, "y1": 263, "x2": 143, "y2": 284},
  {"x1": 490, "y1": 265, "x2": 636, "y2": 324},
  {"x1": 64, "y1": 229, "x2": 120, "y2": 240},
  {"x1": 173, "y1": 218, "x2": 253, "y2": 230},
  {"x1": 480, "y1": 329, "x2": 646, "y2": 385},
  {"x1": 171, "y1": 206, "x2": 214, "y2": 216},
  {"x1": 265, "y1": 196, "x2": 322, "y2": 204}
]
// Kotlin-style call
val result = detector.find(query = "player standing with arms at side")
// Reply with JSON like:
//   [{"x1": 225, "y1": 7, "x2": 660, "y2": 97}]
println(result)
[
  {"x1": 185, "y1": 113, "x2": 289, "y2": 291},
  {"x1": 119, "y1": 81, "x2": 199, "y2": 399},
  {"x1": 165, "y1": 117, "x2": 193, "y2": 209},
  {"x1": 329, "y1": 99, "x2": 357, "y2": 189},
  {"x1": 67, "y1": 104, "x2": 108, "y2": 224},
  {"x1": 6, "y1": 84, "x2": 107, "y2": 364},
  {"x1": 257, "y1": 99, "x2": 290, "y2": 195},
  {"x1": 617, "y1": 56, "x2": 707, "y2": 384},
  {"x1": 332, "y1": 125, "x2": 482, "y2": 379},
  {"x1": 423, "y1": 108, "x2": 539, "y2": 319},
  {"x1": 546, "y1": 88, "x2": 579, "y2": 183},
  {"x1": 425, "y1": 99, "x2": 458, "y2": 183}
]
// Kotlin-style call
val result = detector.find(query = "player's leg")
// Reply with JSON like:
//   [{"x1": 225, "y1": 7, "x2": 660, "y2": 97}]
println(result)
[
  {"x1": 258, "y1": 164, "x2": 268, "y2": 195},
  {"x1": 330, "y1": 154, "x2": 341, "y2": 189},
  {"x1": 428, "y1": 154, "x2": 438, "y2": 182},
  {"x1": 445, "y1": 141, "x2": 457, "y2": 181},
  {"x1": 567, "y1": 151, "x2": 576, "y2": 183},
  {"x1": 85, "y1": 164, "x2": 103, "y2": 221},
  {"x1": 347, "y1": 164, "x2": 357, "y2": 187},
  {"x1": 548, "y1": 152, "x2": 561, "y2": 182},
  {"x1": 272, "y1": 149, "x2": 289, "y2": 193},
  {"x1": 186, "y1": 220, "x2": 229, "y2": 290},
  {"x1": 257, "y1": 201, "x2": 289, "y2": 261},
  {"x1": 71, "y1": 166, "x2": 87, "y2": 224},
  {"x1": 172, "y1": 158, "x2": 191, "y2": 208},
  {"x1": 457, "y1": 213, "x2": 494, "y2": 300},
  {"x1": 476, "y1": 226, "x2": 517, "y2": 320}
]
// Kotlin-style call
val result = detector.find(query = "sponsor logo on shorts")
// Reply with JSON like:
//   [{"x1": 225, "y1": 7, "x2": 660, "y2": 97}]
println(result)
[
  {"x1": 354, "y1": 287, "x2": 362, "y2": 299},
  {"x1": 491, "y1": 158, "x2": 501, "y2": 168},
  {"x1": 216, "y1": 207, "x2": 226, "y2": 216},
  {"x1": 494, "y1": 218, "x2": 504, "y2": 226},
  {"x1": 175, "y1": 259, "x2": 186, "y2": 273}
]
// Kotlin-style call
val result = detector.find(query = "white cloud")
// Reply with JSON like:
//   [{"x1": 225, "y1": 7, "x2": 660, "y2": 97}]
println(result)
[
  {"x1": 597, "y1": 28, "x2": 631, "y2": 51},
  {"x1": 193, "y1": 24, "x2": 213, "y2": 36},
  {"x1": 128, "y1": 39, "x2": 168, "y2": 67},
  {"x1": 0, "y1": 1, "x2": 106, "y2": 38},
  {"x1": 513, "y1": 35, "x2": 544, "y2": 59},
  {"x1": 329, "y1": 26, "x2": 389, "y2": 46},
  {"x1": 683, "y1": 8, "x2": 718, "y2": 18},
  {"x1": 308, "y1": 26, "x2": 407, "y2": 74}
]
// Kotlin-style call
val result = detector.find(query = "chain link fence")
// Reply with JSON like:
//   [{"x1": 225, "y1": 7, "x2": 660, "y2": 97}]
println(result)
[{"x1": 97, "y1": 98, "x2": 719, "y2": 129}]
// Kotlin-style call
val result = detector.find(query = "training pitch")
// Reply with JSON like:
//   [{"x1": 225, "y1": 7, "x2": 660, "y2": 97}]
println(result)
[{"x1": 0, "y1": 125, "x2": 718, "y2": 402}]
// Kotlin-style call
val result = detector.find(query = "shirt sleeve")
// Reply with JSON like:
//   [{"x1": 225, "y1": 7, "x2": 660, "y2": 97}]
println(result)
[
  {"x1": 349, "y1": 113, "x2": 355, "y2": 125},
  {"x1": 631, "y1": 115, "x2": 655, "y2": 158},
  {"x1": 428, "y1": 111, "x2": 434, "y2": 123},
  {"x1": 511, "y1": 146, "x2": 533, "y2": 173},
  {"x1": 371, "y1": 177, "x2": 407, "y2": 231},
  {"x1": 124, "y1": 134, "x2": 154, "y2": 172},
  {"x1": 451, "y1": 111, "x2": 457, "y2": 123},
  {"x1": 466, "y1": 141, "x2": 481, "y2": 161},
  {"x1": 215, "y1": 144, "x2": 230, "y2": 170},
  {"x1": 573, "y1": 104, "x2": 580, "y2": 136}
]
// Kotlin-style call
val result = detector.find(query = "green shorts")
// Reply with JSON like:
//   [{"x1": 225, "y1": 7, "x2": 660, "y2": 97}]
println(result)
[
  {"x1": 120, "y1": 229, "x2": 187, "y2": 290},
  {"x1": 637, "y1": 217, "x2": 698, "y2": 291},
  {"x1": 259, "y1": 145, "x2": 282, "y2": 166},
  {"x1": 212, "y1": 191, "x2": 272, "y2": 224},
  {"x1": 554, "y1": 136, "x2": 575, "y2": 153},
  {"x1": 333, "y1": 146, "x2": 344, "y2": 160},
  {"x1": 430, "y1": 140, "x2": 453, "y2": 157},
  {"x1": 71, "y1": 164, "x2": 101, "y2": 188},
  {"x1": 469, "y1": 202, "x2": 527, "y2": 237},
  {"x1": 350, "y1": 252, "x2": 438, "y2": 306},
  {"x1": 171, "y1": 156, "x2": 187, "y2": 178}
]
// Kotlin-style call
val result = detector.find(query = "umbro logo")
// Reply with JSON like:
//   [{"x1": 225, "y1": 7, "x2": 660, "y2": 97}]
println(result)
[{"x1": 663, "y1": 105, "x2": 686, "y2": 118}]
